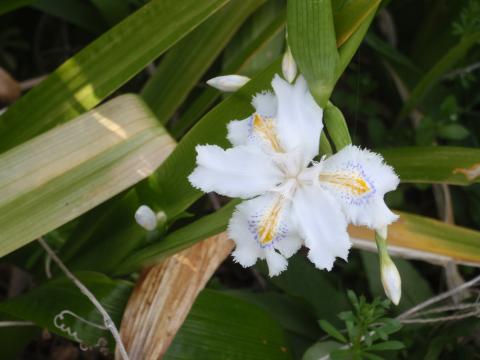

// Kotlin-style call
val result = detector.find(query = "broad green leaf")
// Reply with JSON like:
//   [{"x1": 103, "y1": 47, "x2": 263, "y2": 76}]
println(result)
[
  {"x1": 399, "y1": 32, "x2": 480, "y2": 119},
  {"x1": 287, "y1": 0, "x2": 338, "y2": 106},
  {"x1": 0, "y1": 0, "x2": 228, "y2": 153},
  {"x1": 227, "y1": 291, "x2": 320, "y2": 339},
  {"x1": 258, "y1": 254, "x2": 350, "y2": 324},
  {"x1": 0, "y1": 272, "x2": 132, "y2": 349},
  {"x1": 142, "y1": 0, "x2": 264, "y2": 124},
  {"x1": 33, "y1": 0, "x2": 106, "y2": 34},
  {"x1": 116, "y1": 201, "x2": 237, "y2": 274},
  {"x1": 164, "y1": 289, "x2": 292, "y2": 360},
  {"x1": 333, "y1": 0, "x2": 380, "y2": 47},
  {"x1": 0, "y1": 95, "x2": 175, "y2": 257},
  {"x1": 379, "y1": 146, "x2": 480, "y2": 185},
  {"x1": 324, "y1": 102, "x2": 351, "y2": 151}
]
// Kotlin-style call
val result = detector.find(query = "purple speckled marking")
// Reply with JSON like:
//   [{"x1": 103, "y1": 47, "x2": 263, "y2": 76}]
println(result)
[
  {"x1": 322, "y1": 162, "x2": 376, "y2": 206},
  {"x1": 247, "y1": 209, "x2": 288, "y2": 249}
]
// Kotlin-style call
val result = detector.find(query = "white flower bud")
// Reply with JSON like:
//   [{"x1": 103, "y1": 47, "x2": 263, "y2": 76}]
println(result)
[
  {"x1": 380, "y1": 256, "x2": 402, "y2": 305},
  {"x1": 282, "y1": 47, "x2": 297, "y2": 83},
  {"x1": 134, "y1": 205, "x2": 157, "y2": 231},
  {"x1": 206, "y1": 75, "x2": 250, "y2": 92}
]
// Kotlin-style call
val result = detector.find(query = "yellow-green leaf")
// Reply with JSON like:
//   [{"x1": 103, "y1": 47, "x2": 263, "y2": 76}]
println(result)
[{"x1": 0, "y1": 95, "x2": 175, "y2": 257}]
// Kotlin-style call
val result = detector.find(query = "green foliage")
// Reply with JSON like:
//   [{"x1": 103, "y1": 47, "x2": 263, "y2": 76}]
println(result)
[
  {"x1": 287, "y1": 0, "x2": 339, "y2": 106},
  {"x1": 164, "y1": 289, "x2": 292, "y2": 360},
  {"x1": 315, "y1": 291, "x2": 403, "y2": 360},
  {"x1": 1, "y1": 0, "x2": 480, "y2": 358}
]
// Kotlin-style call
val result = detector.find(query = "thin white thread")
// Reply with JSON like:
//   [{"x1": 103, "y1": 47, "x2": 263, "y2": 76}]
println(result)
[{"x1": 38, "y1": 238, "x2": 129, "y2": 360}]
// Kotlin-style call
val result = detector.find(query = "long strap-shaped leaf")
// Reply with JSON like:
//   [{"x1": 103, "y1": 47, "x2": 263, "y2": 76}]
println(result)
[
  {"x1": 0, "y1": 95, "x2": 175, "y2": 257},
  {"x1": 380, "y1": 146, "x2": 480, "y2": 185},
  {"x1": 0, "y1": 0, "x2": 228, "y2": 153}
]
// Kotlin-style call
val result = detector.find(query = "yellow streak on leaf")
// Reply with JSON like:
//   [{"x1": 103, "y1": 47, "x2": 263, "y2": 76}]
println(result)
[{"x1": 453, "y1": 163, "x2": 480, "y2": 182}]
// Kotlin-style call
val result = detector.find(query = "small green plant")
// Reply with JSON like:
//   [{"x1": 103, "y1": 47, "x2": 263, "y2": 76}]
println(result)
[{"x1": 319, "y1": 291, "x2": 404, "y2": 360}]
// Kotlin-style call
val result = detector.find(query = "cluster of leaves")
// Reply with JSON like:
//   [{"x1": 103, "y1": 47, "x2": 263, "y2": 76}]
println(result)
[{"x1": 317, "y1": 291, "x2": 403, "y2": 360}]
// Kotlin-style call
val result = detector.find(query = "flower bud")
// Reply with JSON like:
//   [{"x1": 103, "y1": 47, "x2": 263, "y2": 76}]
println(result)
[
  {"x1": 380, "y1": 255, "x2": 402, "y2": 305},
  {"x1": 206, "y1": 75, "x2": 250, "y2": 92},
  {"x1": 375, "y1": 227, "x2": 402, "y2": 305},
  {"x1": 134, "y1": 205, "x2": 157, "y2": 231},
  {"x1": 282, "y1": 47, "x2": 297, "y2": 83}
]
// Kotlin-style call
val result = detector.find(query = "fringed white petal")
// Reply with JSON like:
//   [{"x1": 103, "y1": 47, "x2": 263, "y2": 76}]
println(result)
[
  {"x1": 265, "y1": 249, "x2": 288, "y2": 277},
  {"x1": 319, "y1": 145, "x2": 400, "y2": 229},
  {"x1": 228, "y1": 193, "x2": 302, "y2": 276},
  {"x1": 226, "y1": 91, "x2": 277, "y2": 147},
  {"x1": 272, "y1": 75, "x2": 323, "y2": 164},
  {"x1": 292, "y1": 186, "x2": 351, "y2": 271},
  {"x1": 252, "y1": 91, "x2": 277, "y2": 117},
  {"x1": 227, "y1": 118, "x2": 250, "y2": 147},
  {"x1": 188, "y1": 145, "x2": 282, "y2": 199}
]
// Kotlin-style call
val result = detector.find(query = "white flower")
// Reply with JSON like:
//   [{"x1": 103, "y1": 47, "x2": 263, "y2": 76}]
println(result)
[
  {"x1": 206, "y1": 75, "x2": 250, "y2": 92},
  {"x1": 189, "y1": 75, "x2": 399, "y2": 276}
]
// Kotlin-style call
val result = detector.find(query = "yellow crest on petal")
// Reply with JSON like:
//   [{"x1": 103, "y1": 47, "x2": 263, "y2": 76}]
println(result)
[{"x1": 251, "y1": 113, "x2": 283, "y2": 152}]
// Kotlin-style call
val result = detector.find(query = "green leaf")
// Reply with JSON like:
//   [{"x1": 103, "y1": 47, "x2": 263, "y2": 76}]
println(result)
[
  {"x1": 0, "y1": 272, "x2": 132, "y2": 348},
  {"x1": 164, "y1": 289, "x2": 292, "y2": 360},
  {"x1": 223, "y1": 0, "x2": 285, "y2": 77},
  {"x1": 0, "y1": 95, "x2": 175, "y2": 257},
  {"x1": 399, "y1": 32, "x2": 480, "y2": 119},
  {"x1": 319, "y1": 320, "x2": 348, "y2": 343},
  {"x1": 141, "y1": 0, "x2": 265, "y2": 124},
  {"x1": 227, "y1": 291, "x2": 320, "y2": 339},
  {"x1": 302, "y1": 341, "x2": 343, "y2": 360},
  {"x1": 368, "y1": 340, "x2": 404, "y2": 351},
  {"x1": 335, "y1": 6, "x2": 377, "y2": 81},
  {"x1": 259, "y1": 254, "x2": 349, "y2": 324},
  {"x1": 351, "y1": 210, "x2": 480, "y2": 267},
  {"x1": 379, "y1": 146, "x2": 480, "y2": 185},
  {"x1": 437, "y1": 123, "x2": 470, "y2": 140},
  {"x1": 333, "y1": 0, "x2": 380, "y2": 47},
  {"x1": 0, "y1": 0, "x2": 228, "y2": 153},
  {"x1": 324, "y1": 102, "x2": 352, "y2": 151},
  {"x1": 287, "y1": 0, "x2": 339, "y2": 107}
]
